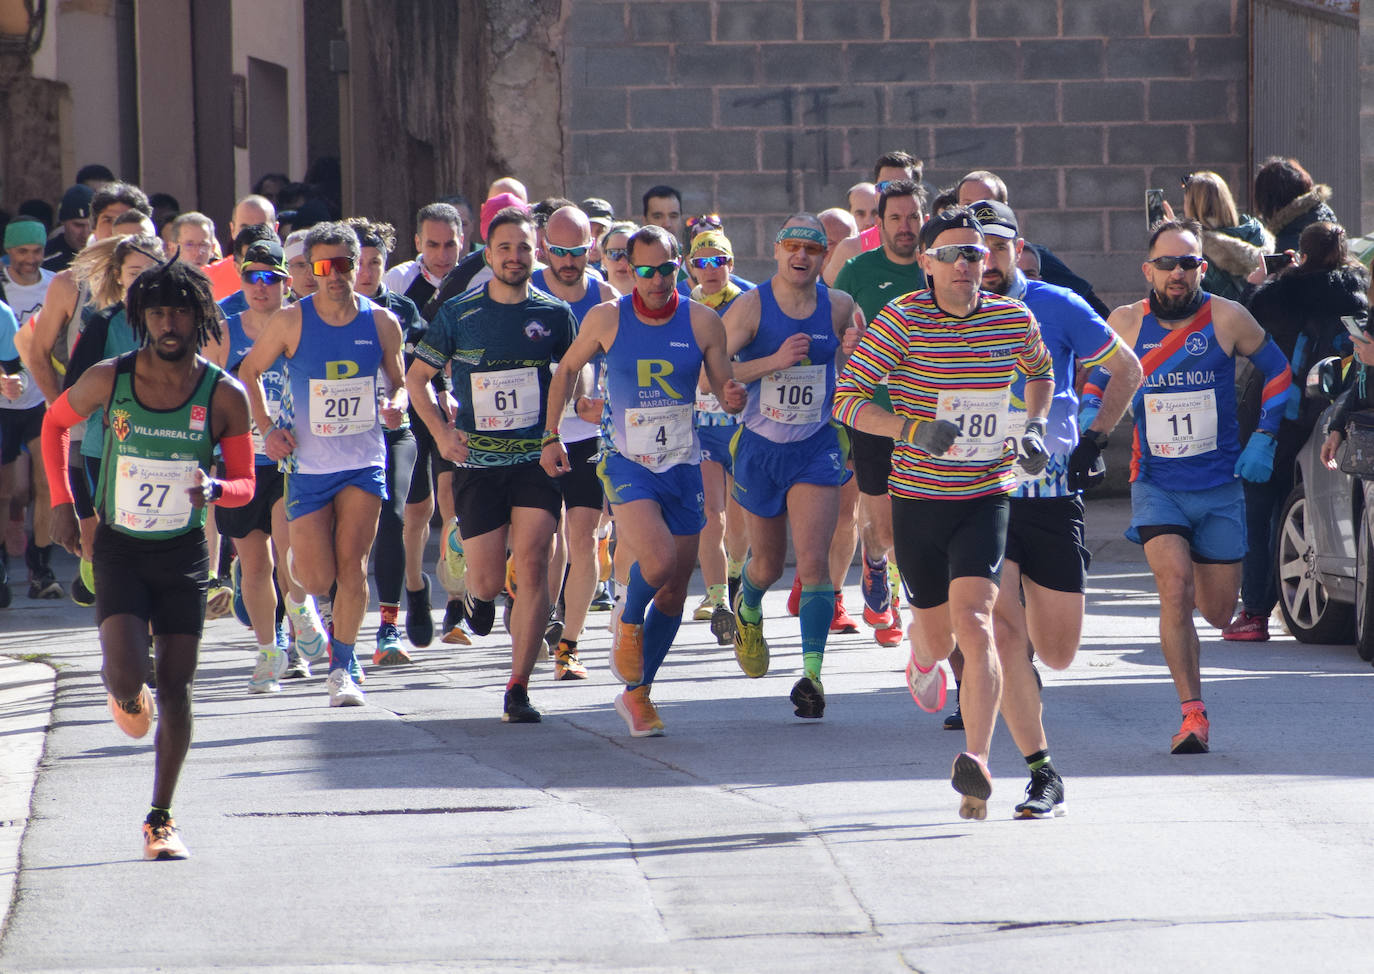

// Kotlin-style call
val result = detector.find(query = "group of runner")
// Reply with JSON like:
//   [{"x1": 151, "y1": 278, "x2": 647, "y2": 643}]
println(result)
[{"x1": 4, "y1": 153, "x2": 1296, "y2": 857}]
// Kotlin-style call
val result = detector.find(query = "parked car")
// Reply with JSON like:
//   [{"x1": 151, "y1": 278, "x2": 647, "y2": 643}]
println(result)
[{"x1": 1274, "y1": 358, "x2": 1374, "y2": 661}]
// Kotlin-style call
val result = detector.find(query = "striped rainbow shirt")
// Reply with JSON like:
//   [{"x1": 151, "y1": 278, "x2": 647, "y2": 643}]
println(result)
[{"x1": 833, "y1": 289, "x2": 1054, "y2": 500}]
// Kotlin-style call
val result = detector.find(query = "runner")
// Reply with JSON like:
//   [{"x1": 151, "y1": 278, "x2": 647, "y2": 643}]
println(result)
[
  {"x1": 970, "y1": 199, "x2": 1143, "y2": 817},
  {"x1": 40, "y1": 257, "x2": 256, "y2": 859},
  {"x1": 542, "y1": 223, "x2": 745, "y2": 735},
  {"x1": 833, "y1": 205, "x2": 1054, "y2": 820},
  {"x1": 1103, "y1": 218, "x2": 1290, "y2": 754},
  {"x1": 405, "y1": 206, "x2": 578, "y2": 723},
  {"x1": 722, "y1": 214, "x2": 861, "y2": 719},
  {"x1": 237, "y1": 221, "x2": 409, "y2": 708},
  {"x1": 530, "y1": 205, "x2": 618, "y2": 680}
]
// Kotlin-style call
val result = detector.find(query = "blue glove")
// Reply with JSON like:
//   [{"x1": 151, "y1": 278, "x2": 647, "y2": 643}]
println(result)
[
  {"x1": 1077, "y1": 406, "x2": 1099, "y2": 434},
  {"x1": 1284, "y1": 384, "x2": 1301, "y2": 421},
  {"x1": 1235, "y1": 433, "x2": 1277, "y2": 483}
]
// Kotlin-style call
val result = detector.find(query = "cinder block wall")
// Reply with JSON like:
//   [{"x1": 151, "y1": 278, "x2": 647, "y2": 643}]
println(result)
[{"x1": 562, "y1": 0, "x2": 1251, "y2": 309}]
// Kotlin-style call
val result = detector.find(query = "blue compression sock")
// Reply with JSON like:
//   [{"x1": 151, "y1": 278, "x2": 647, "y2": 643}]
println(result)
[
  {"x1": 798, "y1": 585, "x2": 833, "y2": 680},
  {"x1": 329, "y1": 638, "x2": 356, "y2": 673},
  {"x1": 631, "y1": 602, "x2": 682, "y2": 689},
  {"x1": 737, "y1": 562, "x2": 767, "y2": 624},
  {"x1": 621, "y1": 562, "x2": 657, "y2": 626}
]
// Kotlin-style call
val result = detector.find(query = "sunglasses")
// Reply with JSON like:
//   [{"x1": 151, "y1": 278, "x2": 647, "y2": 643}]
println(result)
[
  {"x1": 311, "y1": 255, "x2": 356, "y2": 276},
  {"x1": 1147, "y1": 255, "x2": 1205, "y2": 271},
  {"x1": 690, "y1": 255, "x2": 730, "y2": 269},
  {"x1": 779, "y1": 239, "x2": 825, "y2": 256},
  {"x1": 242, "y1": 269, "x2": 286, "y2": 285},
  {"x1": 928, "y1": 244, "x2": 988, "y2": 264},
  {"x1": 604, "y1": 248, "x2": 629, "y2": 262},
  {"x1": 875, "y1": 180, "x2": 894, "y2": 194},
  {"x1": 547, "y1": 244, "x2": 589, "y2": 258},
  {"x1": 687, "y1": 213, "x2": 721, "y2": 229},
  {"x1": 632, "y1": 261, "x2": 679, "y2": 279}
]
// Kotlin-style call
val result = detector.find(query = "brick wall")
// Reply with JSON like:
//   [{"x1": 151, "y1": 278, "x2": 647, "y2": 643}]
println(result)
[{"x1": 561, "y1": 0, "x2": 1251, "y2": 308}]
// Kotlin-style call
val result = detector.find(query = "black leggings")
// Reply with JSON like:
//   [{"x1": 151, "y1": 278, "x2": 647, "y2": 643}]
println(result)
[{"x1": 375, "y1": 427, "x2": 418, "y2": 605}]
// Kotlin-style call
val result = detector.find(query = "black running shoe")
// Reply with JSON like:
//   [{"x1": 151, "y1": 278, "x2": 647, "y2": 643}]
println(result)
[
  {"x1": 710, "y1": 604, "x2": 736, "y2": 646},
  {"x1": 1014, "y1": 765, "x2": 1065, "y2": 819},
  {"x1": 543, "y1": 614, "x2": 564, "y2": 658},
  {"x1": 405, "y1": 574, "x2": 434, "y2": 647},
  {"x1": 465, "y1": 593, "x2": 495, "y2": 636},
  {"x1": 589, "y1": 580, "x2": 614, "y2": 612},
  {"x1": 728, "y1": 574, "x2": 741, "y2": 611},
  {"x1": 790, "y1": 676, "x2": 825, "y2": 719},
  {"x1": 502, "y1": 684, "x2": 541, "y2": 723},
  {"x1": 943, "y1": 685, "x2": 963, "y2": 730}
]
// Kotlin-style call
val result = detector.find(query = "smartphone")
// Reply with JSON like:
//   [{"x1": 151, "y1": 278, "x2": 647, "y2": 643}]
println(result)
[
  {"x1": 1264, "y1": 253, "x2": 1294, "y2": 275},
  {"x1": 1146, "y1": 189, "x2": 1166, "y2": 230},
  {"x1": 1343, "y1": 315, "x2": 1370, "y2": 344}
]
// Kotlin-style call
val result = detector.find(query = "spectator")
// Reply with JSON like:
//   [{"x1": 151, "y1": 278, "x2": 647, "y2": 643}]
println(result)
[
  {"x1": 252, "y1": 171, "x2": 290, "y2": 206},
  {"x1": 1176, "y1": 171, "x2": 1271, "y2": 302},
  {"x1": 43, "y1": 185, "x2": 94, "y2": 272},
  {"x1": 75, "y1": 163, "x2": 115, "y2": 189},
  {"x1": 1255, "y1": 156, "x2": 1337, "y2": 254},
  {"x1": 17, "y1": 199, "x2": 53, "y2": 231},
  {"x1": 147, "y1": 193, "x2": 181, "y2": 235}
]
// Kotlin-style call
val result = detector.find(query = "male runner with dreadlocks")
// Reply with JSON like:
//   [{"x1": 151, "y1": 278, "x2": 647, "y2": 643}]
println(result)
[{"x1": 41, "y1": 258, "x2": 255, "y2": 859}]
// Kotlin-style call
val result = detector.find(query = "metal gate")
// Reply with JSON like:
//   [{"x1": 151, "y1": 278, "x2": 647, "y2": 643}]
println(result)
[{"x1": 1250, "y1": 0, "x2": 1359, "y2": 226}]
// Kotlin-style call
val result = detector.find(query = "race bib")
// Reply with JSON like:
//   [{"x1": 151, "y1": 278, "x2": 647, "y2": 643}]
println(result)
[
  {"x1": 695, "y1": 390, "x2": 727, "y2": 416},
  {"x1": 1144, "y1": 389, "x2": 1218, "y2": 457},
  {"x1": 1003, "y1": 412, "x2": 1038, "y2": 486},
  {"x1": 113, "y1": 456, "x2": 197, "y2": 533},
  {"x1": 625, "y1": 403, "x2": 693, "y2": 469},
  {"x1": 936, "y1": 389, "x2": 1011, "y2": 461},
  {"x1": 760, "y1": 365, "x2": 825, "y2": 424},
  {"x1": 471, "y1": 367, "x2": 539, "y2": 430},
  {"x1": 308, "y1": 375, "x2": 376, "y2": 436}
]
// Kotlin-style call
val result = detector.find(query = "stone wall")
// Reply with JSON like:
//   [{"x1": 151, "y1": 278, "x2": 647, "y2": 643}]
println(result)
[{"x1": 560, "y1": 0, "x2": 1251, "y2": 306}]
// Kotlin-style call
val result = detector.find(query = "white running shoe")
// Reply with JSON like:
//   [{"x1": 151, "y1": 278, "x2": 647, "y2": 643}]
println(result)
[
  {"x1": 248, "y1": 646, "x2": 287, "y2": 694},
  {"x1": 905, "y1": 652, "x2": 950, "y2": 713},
  {"x1": 288, "y1": 597, "x2": 330, "y2": 664},
  {"x1": 438, "y1": 518, "x2": 467, "y2": 599},
  {"x1": 327, "y1": 668, "x2": 365, "y2": 707}
]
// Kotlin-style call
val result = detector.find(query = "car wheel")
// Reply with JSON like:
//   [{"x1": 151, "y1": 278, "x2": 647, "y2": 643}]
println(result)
[
  {"x1": 1276, "y1": 483, "x2": 1356, "y2": 644},
  {"x1": 1356, "y1": 509, "x2": 1374, "y2": 661}
]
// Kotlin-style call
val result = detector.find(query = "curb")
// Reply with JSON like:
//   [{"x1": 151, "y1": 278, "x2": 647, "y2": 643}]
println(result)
[{"x1": 0, "y1": 657, "x2": 56, "y2": 942}]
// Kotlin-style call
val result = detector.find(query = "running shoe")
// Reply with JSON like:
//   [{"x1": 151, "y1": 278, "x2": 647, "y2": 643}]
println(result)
[
  {"x1": 405, "y1": 574, "x2": 435, "y2": 647},
  {"x1": 875, "y1": 602, "x2": 903, "y2": 648},
  {"x1": 327, "y1": 668, "x2": 365, "y2": 707},
  {"x1": 710, "y1": 604, "x2": 736, "y2": 646},
  {"x1": 108, "y1": 685, "x2": 154, "y2": 738},
  {"x1": 283, "y1": 648, "x2": 311, "y2": 680},
  {"x1": 830, "y1": 593, "x2": 859, "y2": 634},
  {"x1": 205, "y1": 578, "x2": 233, "y2": 620},
  {"x1": 731, "y1": 588, "x2": 769, "y2": 678},
  {"x1": 951, "y1": 751, "x2": 992, "y2": 821},
  {"x1": 553, "y1": 641, "x2": 588, "y2": 681},
  {"x1": 860, "y1": 548, "x2": 892, "y2": 626},
  {"x1": 441, "y1": 598, "x2": 471, "y2": 645},
  {"x1": 248, "y1": 646, "x2": 287, "y2": 694},
  {"x1": 1170, "y1": 710, "x2": 1210, "y2": 754},
  {"x1": 502, "y1": 684, "x2": 541, "y2": 723},
  {"x1": 1014, "y1": 765, "x2": 1066, "y2": 819},
  {"x1": 728, "y1": 574, "x2": 741, "y2": 612},
  {"x1": 438, "y1": 518, "x2": 467, "y2": 598},
  {"x1": 597, "y1": 533, "x2": 613, "y2": 581},
  {"x1": 589, "y1": 579, "x2": 614, "y2": 612},
  {"x1": 943, "y1": 685, "x2": 964, "y2": 730},
  {"x1": 785, "y1": 574, "x2": 802, "y2": 616},
  {"x1": 348, "y1": 656, "x2": 365, "y2": 685},
  {"x1": 691, "y1": 594, "x2": 718, "y2": 621},
  {"x1": 1221, "y1": 610, "x2": 1269, "y2": 642},
  {"x1": 230, "y1": 558, "x2": 251, "y2": 628},
  {"x1": 543, "y1": 613, "x2": 564, "y2": 659},
  {"x1": 373, "y1": 622, "x2": 412, "y2": 666},
  {"x1": 70, "y1": 573, "x2": 95, "y2": 607},
  {"x1": 610, "y1": 619, "x2": 644, "y2": 686},
  {"x1": 906, "y1": 651, "x2": 949, "y2": 713},
  {"x1": 790, "y1": 676, "x2": 825, "y2": 719},
  {"x1": 288, "y1": 598, "x2": 330, "y2": 664},
  {"x1": 464, "y1": 592, "x2": 495, "y2": 637},
  {"x1": 143, "y1": 811, "x2": 190, "y2": 860},
  {"x1": 614, "y1": 685, "x2": 664, "y2": 737},
  {"x1": 608, "y1": 596, "x2": 623, "y2": 648},
  {"x1": 27, "y1": 569, "x2": 64, "y2": 601}
]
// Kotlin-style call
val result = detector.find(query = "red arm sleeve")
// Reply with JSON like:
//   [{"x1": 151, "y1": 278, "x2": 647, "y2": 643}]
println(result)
[
  {"x1": 214, "y1": 431, "x2": 257, "y2": 508},
  {"x1": 41, "y1": 391, "x2": 83, "y2": 507}
]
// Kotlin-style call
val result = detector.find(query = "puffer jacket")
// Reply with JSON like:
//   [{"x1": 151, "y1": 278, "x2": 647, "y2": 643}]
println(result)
[
  {"x1": 1201, "y1": 216, "x2": 1271, "y2": 301},
  {"x1": 1264, "y1": 185, "x2": 1338, "y2": 253}
]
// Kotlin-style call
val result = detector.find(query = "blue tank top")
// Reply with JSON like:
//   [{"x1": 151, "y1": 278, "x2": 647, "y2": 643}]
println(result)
[
  {"x1": 737, "y1": 281, "x2": 838, "y2": 443},
  {"x1": 225, "y1": 312, "x2": 288, "y2": 465},
  {"x1": 604, "y1": 295, "x2": 701, "y2": 472},
  {"x1": 281, "y1": 294, "x2": 386, "y2": 474},
  {"x1": 1129, "y1": 296, "x2": 1238, "y2": 489},
  {"x1": 695, "y1": 291, "x2": 743, "y2": 429},
  {"x1": 533, "y1": 269, "x2": 604, "y2": 445}
]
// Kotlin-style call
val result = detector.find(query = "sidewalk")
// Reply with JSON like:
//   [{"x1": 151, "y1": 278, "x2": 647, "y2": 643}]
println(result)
[{"x1": 0, "y1": 657, "x2": 54, "y2": 941}]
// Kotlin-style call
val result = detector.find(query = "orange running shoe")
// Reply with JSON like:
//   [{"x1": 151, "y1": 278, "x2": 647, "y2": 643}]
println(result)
[
  {"x1": 830, "y1": 593, "x2": 859, "y2": 634},
  {"x1": 610, "y1": 619, "x2": 644, "y2": 685},
  {"x1": 553, "y1": 641, "x2": 589, "y2": 681},
  {"x1": 614, "y1": 685, "x2": 664, "y2": 737},
  {"x1": 597, "y1": 533, "x2": 613, "y2": 582},
  {"x1": 108, "y1": 685, "x2": 154, "y2": 739},
  {"x1": 1170, "y1": 710, "x2": 1210, "y2": 754},
  {"x1": 785, "y1": 575, "x2": 802, "y2": 616},
  {"x1": 142, "y1": 811, "x2": 190, "y2": 860}
]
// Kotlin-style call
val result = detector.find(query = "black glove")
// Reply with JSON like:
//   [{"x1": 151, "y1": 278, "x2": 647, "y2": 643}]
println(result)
[
  {"x1": 1068, "y1": 430, "x2": 1109, "y2": 492},
  {"x1": 906, "y1": 418, "x2": 960, "y2": 456},
  {"x1": 1017, "y1": 418, "x2": 1049, "y2": 476}
]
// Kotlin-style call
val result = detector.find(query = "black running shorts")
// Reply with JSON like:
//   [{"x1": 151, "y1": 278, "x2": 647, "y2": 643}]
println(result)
[
  {"x1": 891, "y1": 494, "x2": 1010, "y2": 609},
  {"x1": 452, "y1": 461, "x2": 562, "y2": 540},
  {"x1": 1003, "y1": 495, "x2": 1091, "y2": 594},
  {"x1": 93, "y1": 522, "x2": 210, "y2": 635}
]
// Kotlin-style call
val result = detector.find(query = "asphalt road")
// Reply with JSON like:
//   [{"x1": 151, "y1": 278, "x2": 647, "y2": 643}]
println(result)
[{"x1": 2, "y1": 497, "x2": 1372, "y2": 972}]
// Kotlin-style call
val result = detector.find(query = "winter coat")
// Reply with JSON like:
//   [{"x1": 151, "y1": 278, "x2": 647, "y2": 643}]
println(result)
[
  {"x1": 1201, "y1": 217, "x2": 1271, "y2": 302},
  {"x1": 1263, "y1": 185, "x2": 1338, "y2": 253}
]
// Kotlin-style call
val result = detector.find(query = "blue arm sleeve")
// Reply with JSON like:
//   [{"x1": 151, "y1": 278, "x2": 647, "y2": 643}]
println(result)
[{"x1": 1248, "y1": 336, "x2": 1292, "y2": 437}]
